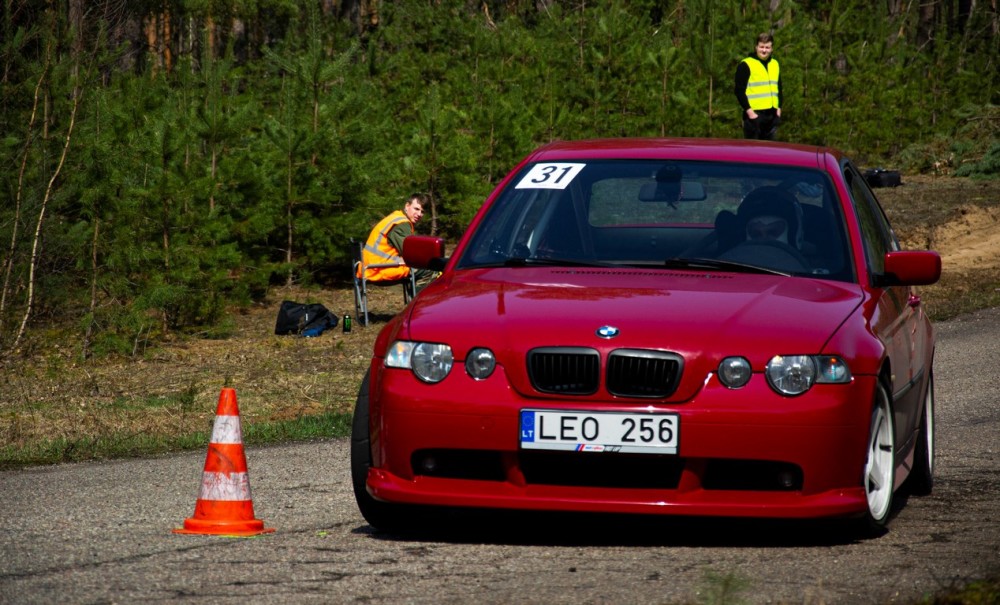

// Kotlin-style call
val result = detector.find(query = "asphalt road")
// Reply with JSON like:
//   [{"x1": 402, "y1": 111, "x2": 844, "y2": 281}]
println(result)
[{"x1": 2, "y1": 307, "x2": 998, "y2": 605}]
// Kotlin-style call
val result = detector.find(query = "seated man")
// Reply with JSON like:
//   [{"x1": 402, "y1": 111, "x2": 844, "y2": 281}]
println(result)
[{"x1": 358, "y1": 193, "x2": 434, "y2": 288}]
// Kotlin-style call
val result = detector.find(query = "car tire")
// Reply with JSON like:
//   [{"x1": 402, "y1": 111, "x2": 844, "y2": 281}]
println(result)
[
  {"x1": 350, "y1": 369, "x2": 416, "y2": 532},
  {"x1": 860, "y1": 380, "x2": 896, "y2": 535},
  {"x1": 906, "y1": 371, "x2": 935, "y2": 496}
]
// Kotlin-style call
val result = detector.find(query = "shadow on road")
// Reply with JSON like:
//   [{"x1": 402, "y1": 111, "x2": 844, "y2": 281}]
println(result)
[{"x1": 351, "y1": 507, "x2": 883, "y2": 547}]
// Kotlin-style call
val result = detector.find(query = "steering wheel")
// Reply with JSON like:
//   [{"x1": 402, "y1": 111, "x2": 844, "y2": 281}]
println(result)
[{"x1": 717, "y1": 239, "x2": 811, "y2": 274}]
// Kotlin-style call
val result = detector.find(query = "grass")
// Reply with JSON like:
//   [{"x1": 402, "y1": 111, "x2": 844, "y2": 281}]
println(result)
[
  {"x1": 915, "y1": 576, "x2": 1000, "y2": 605},
  {"x1": 0, "y1": 411, "x2": 353, "y2": 468},
  {"x1": 0, "y1": 282, "x2": 379, "y2": 470}
]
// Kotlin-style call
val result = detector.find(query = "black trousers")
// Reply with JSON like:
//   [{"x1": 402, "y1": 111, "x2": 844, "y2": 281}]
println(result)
[{"x1": 743, "y1": 109, "x2": 780, "y2": 140}]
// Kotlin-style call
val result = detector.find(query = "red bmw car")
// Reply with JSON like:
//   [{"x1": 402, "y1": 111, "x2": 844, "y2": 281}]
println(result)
[{"x1": 351, "y1": 138, "x2": 941, "y2": 535}]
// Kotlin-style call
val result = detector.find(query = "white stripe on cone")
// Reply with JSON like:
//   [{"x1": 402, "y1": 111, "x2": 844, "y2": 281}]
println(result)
[
  {"x1": 210, "y1": 415, "x2": 243, "y2": 444},
  {"x1": 199, "y1": 471, "x2": 252, "y2": 501}
]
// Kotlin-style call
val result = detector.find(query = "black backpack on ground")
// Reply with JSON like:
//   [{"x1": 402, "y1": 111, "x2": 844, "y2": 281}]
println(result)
[
  {"x1": 274, "y1": 301, "x2": 338, "y2": 336},
  {"x1": 863, "y1": 168, "x2": 902, "y2": 188}
]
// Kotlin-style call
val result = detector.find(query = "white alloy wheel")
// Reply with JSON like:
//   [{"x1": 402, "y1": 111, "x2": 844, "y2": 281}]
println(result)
[{"x1": 864, "y1": 382, "x2": 896, "y2": 526}]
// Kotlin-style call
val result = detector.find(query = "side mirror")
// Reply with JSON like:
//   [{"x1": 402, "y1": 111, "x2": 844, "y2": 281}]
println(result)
[
  {"x1": 881, "y1": 251, "x2": 941, "y2": 286},
  {"x1": 403, "y1": 236, "x2": 448, "y2": 271}
]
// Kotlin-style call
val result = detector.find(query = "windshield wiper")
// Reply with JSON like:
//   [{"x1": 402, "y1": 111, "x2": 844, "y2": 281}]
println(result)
[
  {"x1": 502, "y1": 256, "x2": 613, "y2": 268},
  {"x1": 660, "y1": 257, "x2": 790, "y2": 276},
  {"x1": 470, "y1": 256, "x2": 786, "y2": 275}
]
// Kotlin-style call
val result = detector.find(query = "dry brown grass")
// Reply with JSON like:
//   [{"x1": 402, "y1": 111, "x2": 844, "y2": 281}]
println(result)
[
  {"x1": 1, "y1": 176, "x2": 998, "y2": 464},
  {"x1": 0, "y1": 285, "x2": 399, "y2": 461}
]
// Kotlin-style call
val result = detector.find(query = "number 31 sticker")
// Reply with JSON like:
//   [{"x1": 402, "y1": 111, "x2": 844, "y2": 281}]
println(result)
[{"x1": 515, "y1": 163, "x2": 586, "y2": 190}]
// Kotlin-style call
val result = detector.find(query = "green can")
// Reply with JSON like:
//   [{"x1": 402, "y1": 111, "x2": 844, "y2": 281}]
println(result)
[{"x1": 343, "y1": 314, "x2": 352, "y2": 333}]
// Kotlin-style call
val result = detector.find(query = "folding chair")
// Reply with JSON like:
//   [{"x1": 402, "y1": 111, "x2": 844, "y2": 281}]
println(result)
[{"x1": 351, "y1": 239, "x2": 416, "y2": 327}]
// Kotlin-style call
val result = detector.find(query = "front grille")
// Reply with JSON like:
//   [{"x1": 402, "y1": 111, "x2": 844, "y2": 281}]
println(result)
[
  {"x1": 528, "y1": 347, "x2": 684, "y2": 399},
  {"x1": 528, "y1": 347, "x2": 600, "y2": 395},
  {"x1": 606, "y1": 349, "x2": 683, "y2": 398}
]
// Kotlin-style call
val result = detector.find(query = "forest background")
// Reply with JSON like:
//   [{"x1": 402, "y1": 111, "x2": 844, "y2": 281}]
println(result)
[{"x1": 1, "y1": 0, "x2": 999, "y2": 360}]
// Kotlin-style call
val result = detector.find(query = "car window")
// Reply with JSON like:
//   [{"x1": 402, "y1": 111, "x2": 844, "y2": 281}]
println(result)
[
  {"x1": 844, "y1": 163, "x2": 899, "y2": 277},
  {"x1": 458, "y1": 160, "x2": 854, "y2": 281}
]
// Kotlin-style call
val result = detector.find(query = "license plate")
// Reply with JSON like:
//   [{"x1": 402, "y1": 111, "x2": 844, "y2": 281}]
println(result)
[{"x1": 519, "y1": 409, "x2": 679, "y2": 454}]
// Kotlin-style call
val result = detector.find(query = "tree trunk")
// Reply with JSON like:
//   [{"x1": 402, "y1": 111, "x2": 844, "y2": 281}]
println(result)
[
  {"x1": 12, "y1": 84, "x2": 81, "y2": 355},
  {"x1": 918, "y1": 0, "x2": 938, "y2": 48},
  {"x1": 209, "y1": 145, "x2": 217, "y2": 212},
  {"x1": 82, "y1": 216, "x2": 99, "y2": 359},
  {"x1": 68, "y1": 0, "x2": 84, "y2": 71},
  {"x1": 163, "y1": 7, "x2": 173, "y2": 72},
  {"x1": 206, "y1": 13, "x2": 216, "y2": 62},
  {"x1": 145, "y1": 7, "x2": 173, "y2": 74},
  {"x1": 0, "y1": 64, "x2": 46, "y2": 343},
  {"x1": 286, "y1": 149, "x2": 294, "y2": 287}
]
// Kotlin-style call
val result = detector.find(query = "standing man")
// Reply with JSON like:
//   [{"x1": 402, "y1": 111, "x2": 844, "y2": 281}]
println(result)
[
  {"x1": 358, "y1": 193, "x2": 432, "y2": 286},
  {"x1": 734, "y1": 32, "x2": 782, "y2": 140}
]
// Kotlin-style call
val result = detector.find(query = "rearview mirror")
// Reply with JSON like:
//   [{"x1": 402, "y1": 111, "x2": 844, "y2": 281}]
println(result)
[{"x1": 638, "y1": 180, "x2": 706, "y2": 202}]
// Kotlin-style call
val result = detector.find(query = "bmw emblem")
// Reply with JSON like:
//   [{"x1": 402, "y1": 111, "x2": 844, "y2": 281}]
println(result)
[{"x1": 596, "y1": 325, "x2": 620, "y2": 339}]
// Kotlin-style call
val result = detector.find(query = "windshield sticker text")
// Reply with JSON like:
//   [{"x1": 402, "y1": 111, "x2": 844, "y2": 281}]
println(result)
[{"x1": 514, "y1": 163, "x2": 585, "y2": 190}]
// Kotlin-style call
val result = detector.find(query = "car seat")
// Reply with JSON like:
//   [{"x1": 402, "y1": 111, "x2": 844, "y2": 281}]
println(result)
[
  {"x1": 713, "y1": 210, "x2": 742, "y2": 256},
  {"x1": 715, "y1": 186, "x2": 812, "y2": 273},
  {"x1": 735, "y1": 186, "x2": 804, "y2": 248},
  {"x1": 799, "y1": 203, "x2": 845, "y2": 275},
  {"x1": 351, "y1": 239, "x2": 416, "y2": 326}
]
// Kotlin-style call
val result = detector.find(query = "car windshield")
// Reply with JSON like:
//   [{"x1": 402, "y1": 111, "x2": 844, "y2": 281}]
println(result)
[{"x1": 457, "y1": 159, "x2": 855, "y2": 281}]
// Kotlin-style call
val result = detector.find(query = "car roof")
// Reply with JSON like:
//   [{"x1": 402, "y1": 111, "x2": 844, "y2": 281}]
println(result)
[{"x1": 524, "y1": 137, "x2": 843, "y2": 169}]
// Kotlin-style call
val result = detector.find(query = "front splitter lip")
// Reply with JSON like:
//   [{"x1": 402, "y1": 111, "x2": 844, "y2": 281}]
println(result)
[{"x1": 366, "y1": 468, "x2": 867, "y2": 520}]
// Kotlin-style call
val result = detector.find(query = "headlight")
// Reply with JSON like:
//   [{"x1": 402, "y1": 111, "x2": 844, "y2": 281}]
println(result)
[
  {"x1": 385, "y1": 341, "x2": 454, "y2": 383},
  {"x1": 766, "y1": 355, "x2": 816, "y2": 395},
  {"x1": 765, "y1": 354, "x2": 852, "y2": 396},
  {"x1": 718, "y1": 356, "x2": 752, "y2": 388},
  {"x1": 465, "y1": 347, "x2": 496, "y2": 380}
]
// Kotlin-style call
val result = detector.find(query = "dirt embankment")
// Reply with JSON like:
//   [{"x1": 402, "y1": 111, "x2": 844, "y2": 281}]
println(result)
[
  {"x1": 880, "y1": 175, "x2": 1000, "y2": 272},
  {"x1": 930, "y1": 204, "x2": 1000, "y2": 270}
]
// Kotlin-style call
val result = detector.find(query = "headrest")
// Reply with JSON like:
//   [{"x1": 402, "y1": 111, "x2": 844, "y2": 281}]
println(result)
[{"x1": 737, "y1": 186, "x2": 803, "y2": 248}]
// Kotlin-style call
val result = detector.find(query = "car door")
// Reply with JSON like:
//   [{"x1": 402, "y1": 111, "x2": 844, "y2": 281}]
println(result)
[{"x1": 844, "y1": 163, "x2": 925, "y2": 444}]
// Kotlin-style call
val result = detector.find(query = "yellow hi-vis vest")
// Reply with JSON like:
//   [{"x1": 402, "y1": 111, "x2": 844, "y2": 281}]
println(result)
[
  {"x1": 358, "y1": 210, "x2": 412, "y2": 281},
  {"x1": 743, "y1": 56, "x2": 780, "y2": 110}
]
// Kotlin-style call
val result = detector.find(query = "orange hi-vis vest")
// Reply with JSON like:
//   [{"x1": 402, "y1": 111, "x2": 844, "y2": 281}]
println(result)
[
  {"x1": 742, "y1": 56, "x2": 780, "y2": 110},
  {"x1": 358, "y1": 210, "x2": 412, "y2": 281}
]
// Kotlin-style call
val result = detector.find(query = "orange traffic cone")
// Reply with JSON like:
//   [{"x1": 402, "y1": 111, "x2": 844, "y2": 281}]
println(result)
[{"x1": 174, "y1": 387, "x2": 274, "y2": 536}]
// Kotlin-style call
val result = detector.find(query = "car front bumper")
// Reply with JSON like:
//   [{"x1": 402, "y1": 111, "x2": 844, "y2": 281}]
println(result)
[{"x1": 366, "y1": 366, "x2": 878, "y2": 519}]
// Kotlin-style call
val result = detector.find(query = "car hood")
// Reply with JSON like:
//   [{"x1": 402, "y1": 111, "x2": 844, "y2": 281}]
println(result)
[{"x1": 404, "y1": 267, "x2": 865, "y2": 402}]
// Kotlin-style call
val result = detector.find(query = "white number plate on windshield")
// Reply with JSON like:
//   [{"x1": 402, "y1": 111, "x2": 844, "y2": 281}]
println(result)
[{"x1": 519, "y1": 409, "x2": 679, "y2": 454}]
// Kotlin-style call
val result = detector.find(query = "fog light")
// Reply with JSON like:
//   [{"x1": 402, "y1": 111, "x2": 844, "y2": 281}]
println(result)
[
  {"x1": 420, "y1": 454, "x2": 438, "y2": 474},
  {"x1": 718, "y1": 356, "x2": 752, "y2": 388},
  {"x1": 465, "y1": 347, "x2": 496, "y2": 380},
  {"x1": 778, "y1": 470, "x2": 796, "y2": 489}
]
